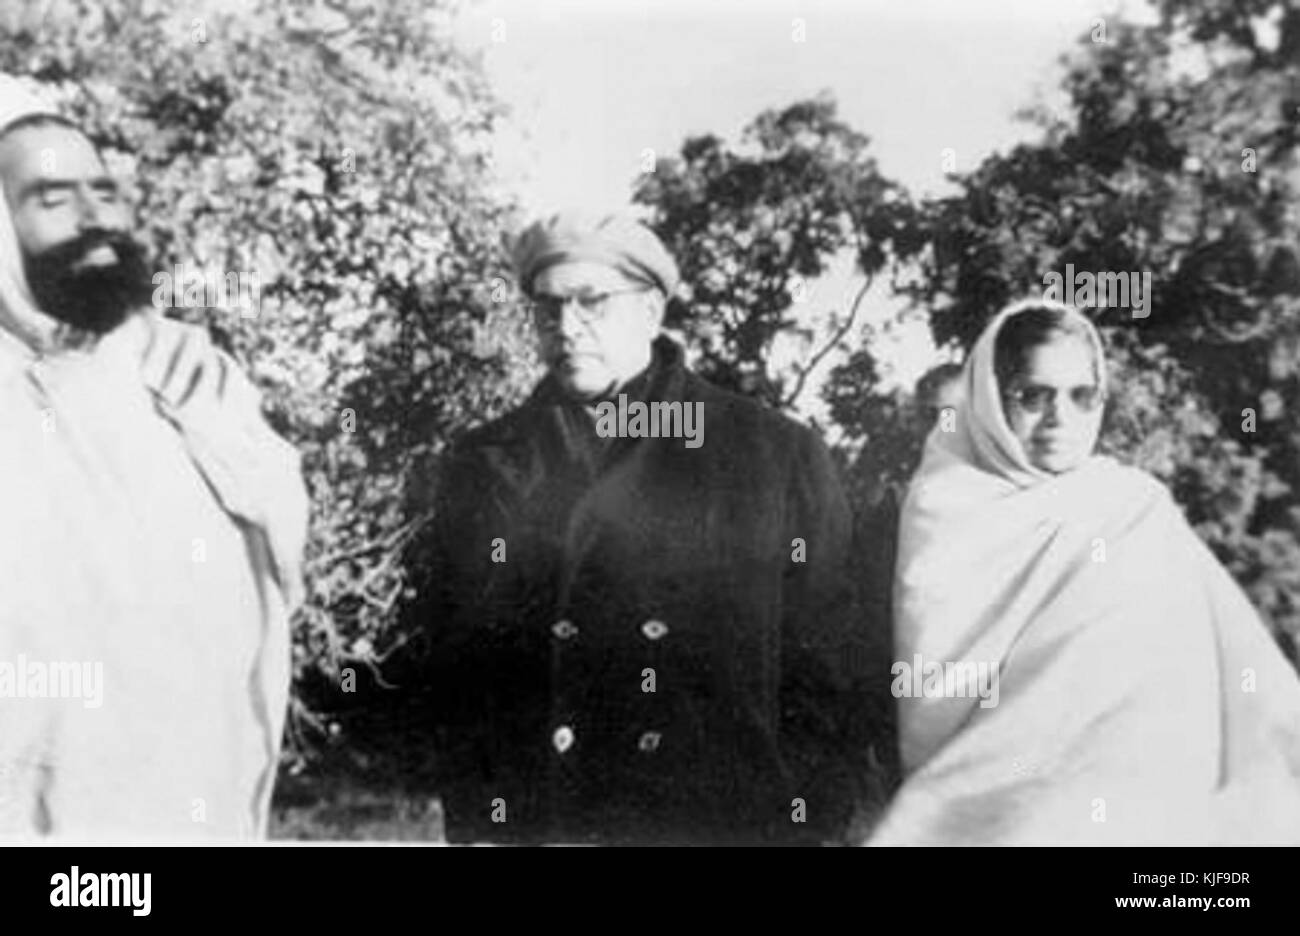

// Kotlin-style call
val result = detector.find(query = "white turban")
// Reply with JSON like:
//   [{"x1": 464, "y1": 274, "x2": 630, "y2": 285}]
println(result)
[{"x1": 0, "y1": 73, "x2": 61, "y2": 132}]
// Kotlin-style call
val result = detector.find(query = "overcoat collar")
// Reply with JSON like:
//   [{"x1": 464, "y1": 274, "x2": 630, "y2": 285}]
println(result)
[{"x1": 492, "y1": 335, "x2": 691, "y2": 477}]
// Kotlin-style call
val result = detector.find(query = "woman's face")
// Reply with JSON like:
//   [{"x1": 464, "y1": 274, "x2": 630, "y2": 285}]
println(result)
[{"x1": 1000, "y1": 335, "x2": 1105, "y2": 474}]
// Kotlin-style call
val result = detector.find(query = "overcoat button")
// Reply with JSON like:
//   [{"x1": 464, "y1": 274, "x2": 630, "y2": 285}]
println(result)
[
  {"x1": 641, "y1": 619, "x2": 668, "y2": 641},
  {"x1": 551, "y1": 619, "x2": 579, "y2": 639},
  {"x1": 552, "y1": 725, "x2": 576, "y2": 754},
  {"x1": 637, "y1": 731, "x2": 662, "y2": 752}
]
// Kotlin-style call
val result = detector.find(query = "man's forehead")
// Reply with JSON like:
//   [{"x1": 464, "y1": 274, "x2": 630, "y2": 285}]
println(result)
[
  {"x1": 0, "y1": 122, "x2": 106, "y2": 181},
  {"x1": 532, "y1": 260, "x2": 636, "y2": 293}
]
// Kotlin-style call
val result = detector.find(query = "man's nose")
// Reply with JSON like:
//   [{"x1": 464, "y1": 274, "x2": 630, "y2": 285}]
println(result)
[
  {"x1": 75, "y1": 187, "x2": 114, "y2": 232},
  {"x1": 557, "y1": 303, "x2": 589, "y2": 339}
]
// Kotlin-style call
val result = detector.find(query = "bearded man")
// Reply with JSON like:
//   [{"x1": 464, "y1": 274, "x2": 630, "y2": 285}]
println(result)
[
  {"x1": 406, "y1": 212, "x2": 875, "y2": 844},
  {"x1": 0, "y1": 78, "x2": 307, "y2": 841}
]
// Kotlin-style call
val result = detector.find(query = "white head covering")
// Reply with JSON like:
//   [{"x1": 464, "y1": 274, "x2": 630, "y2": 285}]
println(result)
[
  {"x1": 924, "y1": 296, "x2": 1108, "y2": 490},
  {"x1": 0, "y1": 74, "x2": 61, "y2": 130},
  {"x1": 0, "y1": 74, "x2": 79, "y2": 357}
]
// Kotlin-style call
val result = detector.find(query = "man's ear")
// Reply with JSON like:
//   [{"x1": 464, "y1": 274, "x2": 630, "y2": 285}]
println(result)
[{"x1": 642, "y1": 291, "x2": 667, "y2": 331}]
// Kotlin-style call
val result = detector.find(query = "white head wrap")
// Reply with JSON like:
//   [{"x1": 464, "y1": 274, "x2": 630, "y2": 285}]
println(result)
[{"x1": 927, "y1": 296, "x2": 1108, "y2": 489}]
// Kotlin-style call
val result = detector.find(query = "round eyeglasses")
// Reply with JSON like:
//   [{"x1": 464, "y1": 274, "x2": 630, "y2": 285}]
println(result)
[
  {"x1": 528, "y1": 287, "x2": 652, "y2": 326},
  {"x1": 1004, "y1": 383, "x2": 1106, "y2": 414}
]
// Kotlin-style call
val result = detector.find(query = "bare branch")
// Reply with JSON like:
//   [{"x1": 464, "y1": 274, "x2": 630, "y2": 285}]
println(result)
[{"x1": 781, "y1": 272, "x2": 873, "y2": 409}]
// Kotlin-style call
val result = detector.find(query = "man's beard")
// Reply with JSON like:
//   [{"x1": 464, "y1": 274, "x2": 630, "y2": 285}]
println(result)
[{"x1": 22, "y1": 230, "x2": 154, "y2": 336}]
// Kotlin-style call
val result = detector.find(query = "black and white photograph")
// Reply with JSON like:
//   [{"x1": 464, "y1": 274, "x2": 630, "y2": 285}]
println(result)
[{"x1": 0, "y1": 0, "x2": 1298, "y2": 893}]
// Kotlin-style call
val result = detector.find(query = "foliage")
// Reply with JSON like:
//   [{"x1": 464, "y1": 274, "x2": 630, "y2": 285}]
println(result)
[{"x1": 632, "y1": 93, "x2": 923, "y2": 409}]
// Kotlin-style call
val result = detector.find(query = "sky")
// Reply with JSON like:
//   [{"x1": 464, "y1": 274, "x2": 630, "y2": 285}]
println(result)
[{"x1": 450, "y1": 0, "x2": 1158, "y2": 421}]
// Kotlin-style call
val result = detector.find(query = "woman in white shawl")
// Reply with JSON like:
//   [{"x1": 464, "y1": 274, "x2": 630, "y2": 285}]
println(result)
[{"x1": 869, "y1": 298, "x2": 1300, "y2": 846}]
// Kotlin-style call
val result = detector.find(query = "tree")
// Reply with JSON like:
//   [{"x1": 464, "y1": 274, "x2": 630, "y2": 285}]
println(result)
[{"x1": 633, "y1": 93, "x2": 923, "y2": 411}]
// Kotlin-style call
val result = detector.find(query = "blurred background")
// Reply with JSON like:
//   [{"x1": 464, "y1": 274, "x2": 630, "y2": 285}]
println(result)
[{"x1": 3, "y1": 0, "x2": 1297, "y2": 839}]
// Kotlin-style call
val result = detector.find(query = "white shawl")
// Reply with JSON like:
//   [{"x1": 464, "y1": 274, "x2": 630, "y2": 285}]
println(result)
[{"x1": 0, "y1": 78, "x2": 307, "y2": 840}]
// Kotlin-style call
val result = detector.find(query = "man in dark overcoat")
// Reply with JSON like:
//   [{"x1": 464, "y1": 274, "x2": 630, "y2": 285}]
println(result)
[{"x1": 407, "y1": 213, "x2": 876, "y2": 844}]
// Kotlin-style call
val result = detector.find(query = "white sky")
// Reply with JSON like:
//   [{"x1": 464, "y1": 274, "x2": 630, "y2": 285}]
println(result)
[{"x1": 451, "y1": 0, "x2": 1157, "y2": 422}]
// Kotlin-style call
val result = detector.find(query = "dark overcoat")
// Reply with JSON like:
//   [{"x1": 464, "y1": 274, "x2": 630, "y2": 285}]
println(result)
[{"x1": 407, "y1": 337, "x2": 876, "y2": 844}]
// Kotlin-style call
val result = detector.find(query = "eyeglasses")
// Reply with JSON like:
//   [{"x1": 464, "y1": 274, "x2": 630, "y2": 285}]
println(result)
[
  {"x1": 528, "y1": 287, "x2": 651, "y2": 326},
  {"x1": 1004, "y1": 383, "x2": 1106, "y2": 414}
]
